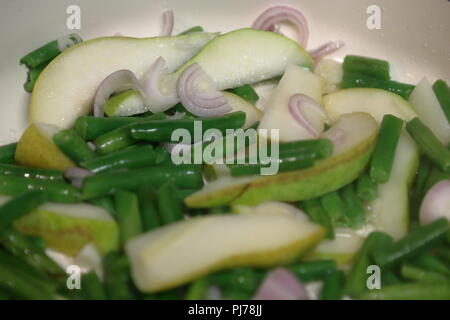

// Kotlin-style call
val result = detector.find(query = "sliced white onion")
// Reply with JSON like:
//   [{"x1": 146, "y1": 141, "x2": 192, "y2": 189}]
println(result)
[
  {"x1": 309, "y1": 40, "x2": 345, "y2": 60},
  {"x1": 57, "y1": 33, "x2": 83, "y2": 51},
  {"x1": 288, "y1": 93, "x2": 327, "y2": 138},
  {"x1": 177, "y1": 63, "x2": 231, "y2": 117},
  {"x1": 420, "y1": 180, "x2": 450, "y2": 225},
  {"x1": 160, "y1": 10, "x2": 174, "y2": 36},
  {"x1": 140, "y1": 57, "x2": 179, "y2": 112},
  {"x1": 252, "y1": 6, "x2": 309, "y2": 48},
  {"x1": 93, "y1": 70, "x2": 141, "y2": 117},
  {"x1": 64, "y1": 167, "x2": 93, "y2": 189},
  {"x1": 253, "y1": 268, "x2": 309, "y2": 300}
]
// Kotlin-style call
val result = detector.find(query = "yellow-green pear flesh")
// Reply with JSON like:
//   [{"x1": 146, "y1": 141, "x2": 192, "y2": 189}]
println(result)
[
  {"x1": 174, "y1": 28, "x2": 313, "y2": 89},
  {"x1": 368, "y1": 132, "x2": 419, "y2": 239},
  {"x1": 30, "y1": 32, "x2": 217, "y2": 128},
  {"x1": 13, "y1": 202, "x2": 119, "y2": 256},
  {"x1": 258, "y1": 64, "x2": 325, "y2": 142},
  {"x1": 223, "y1": 91, "x2": 263, "y2": 129},
  {"x1": 323, "y1": 88, "x2": 418, "y2": 124},
  {"x1": 126, "y1": 209, "x2": 324, "y2": 293}
]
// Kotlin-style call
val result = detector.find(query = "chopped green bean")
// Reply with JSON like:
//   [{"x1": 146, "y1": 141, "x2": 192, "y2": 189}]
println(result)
[
  {"x1": 137, "y1": 186, "x2": 160, "y2": 231},
  {"x1": 114, "y1": 190, "x2": 143, "y2": 245},
  {"x1": 412, "y1": 252, "x2": 450, "y2": 275},
  {"x1": 88, "y1": 197, "x2": 116, "y2": 217},
  {"x1": 343, "y1": 55, "x2": 390, "y2": 80},
  {"x1": 320, "y1": 270, "x2": 345, "y2": 300},
  {"x1": 407, "y1": 117, "x2": 450, "y2": 173},
  {"x1": 53, "y1": 129, "x2": 97, "y2": 163},
  {"x1": 288, "y1": 260, "x2": 337, "y2": 282},
  {"x1": 228, "y1": 85, "x2": 259, "y2": 104},
  {"x1": 339, "y1": 183, "x2": 366, "y2": 228},
  {"x1": 358, "y1": 281, "x2": 450, "y2": 300},
  {"x1": 432, "y1": 79, "x2": 450, "y2": 123},
  {"x1": 24, "y1": 63, "x2": 47, "y2": 92},
  {"x1": 400, "y1": 263, "x2": 448, "y2": 282},
  {"x1": 0, "y1": 163, "x2": 63, "y2": 181},
  {"x1": 356, "y1": 172, "x2": 378, "y2": 201},
  {"x1": 0, "y1": 191, "x2": 47, "y2": 229},
  {"x1": 80, "y1": 271, "x2": 108, "y2": 300},
  {"x1": 103, "y1": 252, "x2": 135, "y2": 300},
  {"x1": 0, "y1": 143, "x2": 17, "y2": 164},
  {"x1": 369, "y1": 114, "x2": 403, "y2": 183},
  {"x1": 157, "y1": 181, "x2": 183, "y2": 225},
  {"x1": 411, "y1": 157, "x2": 432, "y2": 220},
  {"x1": 301, "y1": 198, "x2": 334, "y2": 239},
  {"x1": 185, "y1": 278, "x2": 210, "y2": 300}
]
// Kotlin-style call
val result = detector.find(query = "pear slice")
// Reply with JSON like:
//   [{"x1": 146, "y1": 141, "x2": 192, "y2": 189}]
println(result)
[
  {"x1": 185, "y1": 112, "x2": 377, "y2": 207},
  {"x1": 223, "y1": 91, "x2": 263, "y2": 129},
  {"x1": 368, "y1": 132, "x2": 419, "y2": 239},
  {"x1": 174, "y1": 28, "x2": 313, "y2": 89},
  {"x1": 13, "y1": 202, "x2": 119, "y2": 256},
  {"x1": 305, "y1": 228, "x2": 365, "y2": 267},
  {"x1": 258, "y1": 64, "x2": 325, "y2": 142},
  {"x1": 15, "y1": 123, "x2": 75, "y2": 171},
  {"x1": 30, "y1": 32, "x2": 217, "y2": 128},
  {"x1": 126, "y1": 209, "x2": 324, "y2": 293},
  {"x1": 324, "y1": 88, "x2": 418, "y2": 124}
]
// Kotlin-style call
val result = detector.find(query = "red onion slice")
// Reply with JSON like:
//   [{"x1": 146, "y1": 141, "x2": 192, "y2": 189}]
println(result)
[
  {"x1": 252, "y1": 6, "x2": 309, "y2": 48},
  {"x1": 288, "y1": 93, "x2": 327, "y2": 138},
  {"x1": 177, "y1": 63, "x2": 231, "y2": 117},
  {"x1": 64, "y1": 167, "x2": 93, "y2": 189},
  {"x1": 420, "y1": 180, "x2": 450, "y2": 225},
  {"x1": 93, "y1": 70, "x2": 141, "y2": 117},
  {"x1": 253, "y1": 268, "x2": 309, "y2": 300},
  {"x1": 140, "y1": 57, "x2": 179, "y2": 112},
  {"x1": 309, "y1": 40, "x2": 345, "y2": 60},
  {"x1": 160, "y1": 10, "x2": 174, "y2": 36}
]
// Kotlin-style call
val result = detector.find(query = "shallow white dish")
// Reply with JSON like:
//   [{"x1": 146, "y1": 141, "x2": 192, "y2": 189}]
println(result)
[{"x1": 0, "y1": 0, "x2": 448, "y2": 144}]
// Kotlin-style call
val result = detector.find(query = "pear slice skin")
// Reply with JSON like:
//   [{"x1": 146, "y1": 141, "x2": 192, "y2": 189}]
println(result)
[
  {"x1": 13, "y1": 202, "x2": 119, "y2": 256},
  {"x1": 174, "y1": 28, "x2": 313, "y2": 89},
  {"x1": 30, "y1": 33, "x2": 217, "y2": 128},
  {"x1": 126, "y1": 210, "x2": 324, "y2": 293},
  {"x1": 15, "y1": 123, "x2": 75, "y2": 171}
]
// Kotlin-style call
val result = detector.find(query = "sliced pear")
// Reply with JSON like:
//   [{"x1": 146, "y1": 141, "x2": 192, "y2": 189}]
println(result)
[
  {"x1": 324, "y1": 88, "x2": 418, "y2": 124},
  {"x1": 258, "y1": 64, "x2": 325, "y2": 142},
  {"x1": 223, "y1": 91, "x2": 263, "y2": 129},
  {"x1": 313, "y1": 59, "x2": 343, "y2": 94},
  {"x1": 186, "y1": 112, "x2": 377, "y2": 207},
  {"x1": 305, "y1": 228, "x2": 365, "y2": 267},
  {"x1": 174, "y1": 28, "x2": 313, "y2": 90},
  {"x1": 30, "y1": 32, "x2": 217, "y2": 128},
  {"x1": 408, "y1": 78, "x2": 450, "y2": 145},
  {"x1": 13, "y1": 202, "x2": 119, "y2": 256},
  {"x1": 15, "y1": 123, "x2": 75, "y2": 171},
  {"x1": 126, "y1": 209, "x2": 324, "y2": 293},
  {"x1": 368, "y1": 132, "x2": 419, "y2": 239}
]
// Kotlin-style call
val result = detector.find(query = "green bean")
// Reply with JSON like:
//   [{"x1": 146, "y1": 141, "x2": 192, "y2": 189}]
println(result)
[
  {"x1": 343, "y1": 55, "x2": 390, "y2": 80},
  {"x1": 88, "y1": 197, "x2": 116, "y2": 217},
  {"x1": 341, "y1": 72, "x2": 415, "y2": 99},
  {"x1": 144, "y1": 289, "x2": 181, "y2": 300},
  {"x1": 320, "y1": 191, "x2": 346, "y2": 224},
  {"x1": 320, "y1": 270, "x2": 345, "y2": 300},
  {"x1": 185, "y1": 278, "x2": 210, "y2": 300},
  {"x1": 157, "y1": 181, "x2": 183, "y2": 225},
  {"x1": 228, "y1": 84, "x2": 259, "y2": 104},
  {"x1": 103, "y1": 252, "x2": 135, "y2": 300},
  {"x1": 24, "y1": 63, "x2": 47, "y2": 92},
  {"x1": 114, "y1": 190, "x2": 143, "y2": 245},
  {"x1": 0, "y1": 143, "x2": 17, "y2": 164},
  {"x1": 80, "y1": 271, "x2": 108, "y2": 300},
  {"x1": 0, "y1": 191, "x2": 47, "y2": 229},
  {"x1": 212, "y1": 268, "x2": 264, "y2": 295},
  {"x1": 433, "y1": 79, "x2": 450, "y2": 123},
  {"x1": 75, "y1": 115, "x2": 154, "y2": 141},
  {"x1": 356, "y1": 172, "x2": 378, "y2": 201},
  {"x1": 339, "y1": 183, "x2": 366, "y2": 229},
  {"x1": 369, "y1": 114, "x2": 403, "y2": 183},
  {"x1": 401, "y1": 263, "x2": 448, "y2": 283},
  {"x1": 288, "y1": 260, "x2": 337, "y2": 282},
  {"x1": 0, "y1": 175, "x2": 80, "y2": 203},
  {"x1": 0, "y1": 290, "x2": 9, "y2": 300},
  {"x1": 407, "y1": 117, "x2": 450, "y2": 173},
  {"x1": 346, "y1": 231, "x2": 393, "y2": 297},
  {"x1": 277, "y1": 139, "x2": 334, "y2": 159},
  {"x1": 0, "y1": 261, "x2": 54, "y2": 299},
  {"x1": 53, "y1": 129, "x2": 97, "y2": 163},
  {"x1": 137, "y1": 186, "x2": 160, "y2": 231},
  {"x1": 178, "y1": 26, "x2": 204, "y2": 35},
  {"x1": 411, "y1": 157, "x2": 432, "y2": 220},
  {"x1": 154, "y1": 145, "x2": 172, "y2": 164},
  {"x1": 372, "y1": 218, "x2": 449, "y2": 268},
  {"x1": 130, "y1": 111, "x2": 246, "y2": 142},
  {"x1": 82, "y1": 165, "x2": 202, "y2": 199},
  {"x1": 424, "y1": 166, "x2": 450, "y2": 194},
  {"x1": 382, "y1": 271, "x2": 402, "y2": 285},
  {"x1": 0, "y1": 163, "x2": 63, "y2": 181},
  {"x1": 301, "y1": 198, "x2": 334, "y2": 239},
  {"x1": 412, "y1": 252, "x2": 450, "y2": 275},
  {"x1": 228, "y1": 152, "x2": 316, "y2": 177},
  {"x1": 177, "y1": 189, "x2": 198, "y2": 201},
  {"x1": 93, "y1": 113, "x2": 167, "y2": 154},
  {"x1": 81, "y1": 145, "x2": 155, "y2": 173},
  {"x1": 20, "y1": 34, "x2": 82, "y2": 68},
  {"x1": 360, "y1": 281, "x2": 450, "y2": 300},
  {"x1": 435, "y1": 247, "x2": 450, "y2": 265},
  {"x1": 0, "y1": 228, "x2": 63, "y2": 275}
]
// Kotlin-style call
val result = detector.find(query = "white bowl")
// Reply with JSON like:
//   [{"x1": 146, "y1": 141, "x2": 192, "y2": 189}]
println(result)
[{"x1": 0, "y1": 0, "x2": 448, "y2": 144}]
